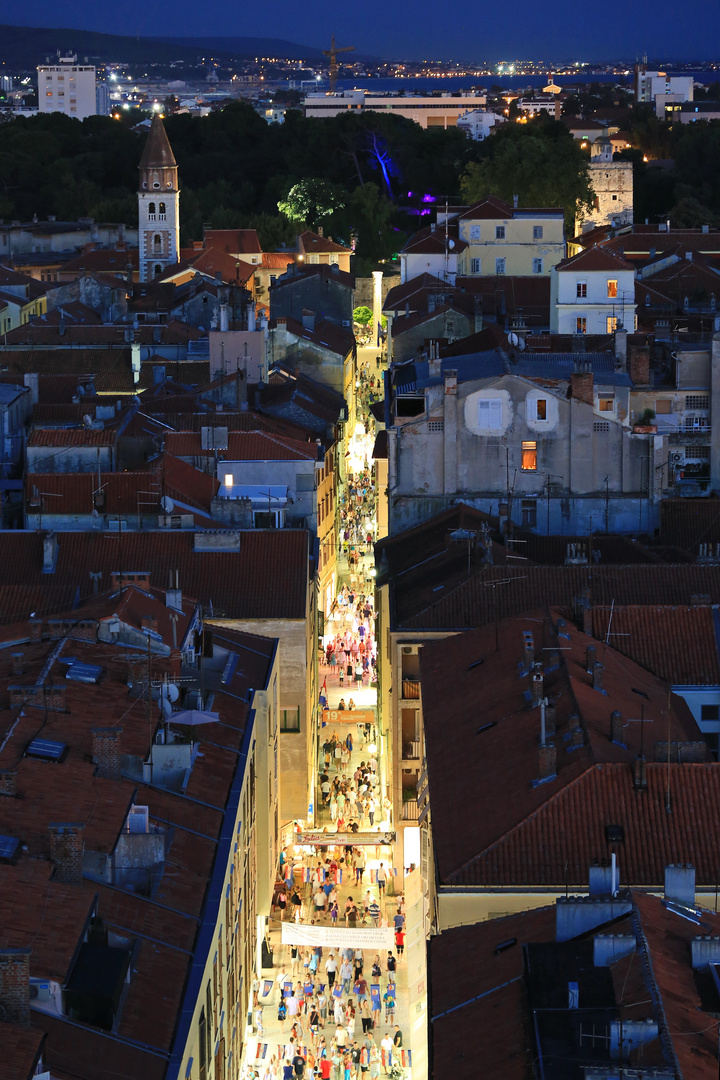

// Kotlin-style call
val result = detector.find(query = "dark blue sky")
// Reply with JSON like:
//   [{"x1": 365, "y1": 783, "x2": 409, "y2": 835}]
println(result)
[{"x1": 9, "y1": 0, "x2": 720, "y2": 61}]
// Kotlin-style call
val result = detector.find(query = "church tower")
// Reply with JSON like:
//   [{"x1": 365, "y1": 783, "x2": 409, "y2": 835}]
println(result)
[{"x1": 138, "y1": 114, "x2": 180, "y2": 282}]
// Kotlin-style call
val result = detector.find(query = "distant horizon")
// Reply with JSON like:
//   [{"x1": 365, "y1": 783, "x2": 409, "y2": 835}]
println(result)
[{"x1": 2, "y1": 3, "x2": 719, "y2": 65}]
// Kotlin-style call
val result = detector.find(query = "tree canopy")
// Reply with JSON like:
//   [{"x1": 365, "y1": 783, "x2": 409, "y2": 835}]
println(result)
[{"x1": 460, "y1": 118, "x2": 594, "y2": 228}]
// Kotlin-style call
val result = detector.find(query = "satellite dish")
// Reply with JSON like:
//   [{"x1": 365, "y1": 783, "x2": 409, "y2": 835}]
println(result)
[
  {"x1": 448, "y1": 239, "x2": 455, "y2": 250},
  {"x1": 161, "y1": 495, "x2": 175, "y2": 513},
  {"x1": 507, "y1": 332, "x2": 519, "y2": 347},
  {"x1": 83, "y1": 414, "x2": 93, "y2": 427},
  {"x1": 160, "y1": 682, "x2": 180, "y2": 703},
  {"x1": 160, "y1": 698, "x2": 173, "y2": 719},
  {"x1": 91, "y1": 508, "x2": 100, "y2": 519}
]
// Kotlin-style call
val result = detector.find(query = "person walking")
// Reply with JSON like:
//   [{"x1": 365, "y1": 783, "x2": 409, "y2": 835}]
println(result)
[
  {"x1": 360, "y1": 997, "x2": 372, "y2": 1034},
  {"x1": 368, "y1": 898, "x2": 380, "y2": 927},
  {"x1": 291, "y1": 889, "x2": 303, "y2": 923},
  {"x1": 354, "y1": 848, "x2": 365, "y2": 885},
  {"x1": 380, "y1": 1034, "x2": 394, "y2": 1077},
  {"x1": 325, "y1": 952, "x2": 337, "y2": 989},
  {"x1": 340, "y1": 956, "x2": 353, "y2": 996},
  {"x1": 382, "y1": 983, "x2": 395, "y2": 1026},
  {"x1": 375, "y1": 864, "x2": 386, "y2": 897}
]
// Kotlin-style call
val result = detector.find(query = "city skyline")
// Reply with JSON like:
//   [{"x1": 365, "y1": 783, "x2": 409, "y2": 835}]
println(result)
[{"x1": 5, "y1": 0, "x2": 720, "y2": 63}]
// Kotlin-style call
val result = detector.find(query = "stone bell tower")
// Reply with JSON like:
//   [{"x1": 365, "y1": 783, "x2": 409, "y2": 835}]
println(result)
[{"x1": 137, "y1": 114, "x2": 180, "y2": 282}]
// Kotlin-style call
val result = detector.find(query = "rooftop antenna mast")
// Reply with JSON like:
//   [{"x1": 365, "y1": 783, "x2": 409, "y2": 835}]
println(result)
[{"x1": 323, "y1": 34, "x2": 355, "y2": 93}]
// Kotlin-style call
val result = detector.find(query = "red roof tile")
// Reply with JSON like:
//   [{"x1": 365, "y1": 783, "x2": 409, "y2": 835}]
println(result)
[
  {"x1": 556, "y1": 247, "x2": 634, "y2": 272},
  {"x1": 165, "y1": 430, "x2": 317, "y2": 461},
  {"x1": 0, "y1": 1023, "x2": 44, "y2": 1080},
  {"x1": 298, "y1": 230, "x2": 351, "y2": 255},
  {"x1": 591, "y1": 604, "x2": 720, "y2": 684},
  {"x1": 420, "y1": 611, "x2": 708, "y2": 887},
  {"x1": 27, "y1": 428, "x2": 118, "y2": 448}
]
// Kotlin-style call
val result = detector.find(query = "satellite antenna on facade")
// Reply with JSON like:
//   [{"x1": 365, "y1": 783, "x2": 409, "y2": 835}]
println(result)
[
  {"x1": 83, "y1": 414, "x2": 93, "y2": 427},
  {"x1": 508, "y1": 332, "x2": 520, "y2": 347},
  {"x1": 160, "y1": 495, "x2": 175, "y2": 513}
]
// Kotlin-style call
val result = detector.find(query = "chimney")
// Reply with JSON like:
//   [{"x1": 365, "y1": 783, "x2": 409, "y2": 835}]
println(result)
[
  {"x1": 522, "y1": 631, "x2": 535, "y2": 668},
  {"x1": 614, "y1": 328, "x2": 627, "y2": 368},
  {"x1": 537, "y1": 742, "x2": 557, "y2": 781},
  {"x1": 610, "y1": 710, "x2": 624, "y2": 744},
  {"x1": 586, "y1": 644, "x2": 597, "y2": 673},
  {"x1": 532, "y1": 670, "x2": 544, "y2": 703},
  {"x1": 49, "y1": 823, "x2": 84, "y2": 885},
  {"x1": 513, "y1": 194, "x2": 519, "y2": 208},
  {"x1": 570, "y1": 725, "x2": 584, "y2": 749},
  {"x1": 0, "y1": 949, "x2": 31, "y2": 1027},
  {"x1": 628, "y1": 345, "x2": 650, "y2": 388},
  {"x1": 11, "y1": 653, "x2": 24, "y2": 676},
  {"x1": 633, "y1": 754, "x2": 647, "y2": 790},
  {"x1": 592, "y1": 662, "x2": 604, "y2": 691},
  {"x1": 0, "y1": 770, "x2": 17, "y2": 796},
  {"x1": 570, "y1": 371, "x2": 594, "y2": 406},
  {"x1": 664, "y1": 863, "x2": 696, "y2": 907},
  {"x1": 42, "y1": 532, "x2": 58, "y2": 574},
  {"x1": 166, "y1": 569, "x2": 182, "y2": 612},
  {"x1": 556, "y1": 895, "x2": 633, "y2": 942},
  {"x1": 92, "y1": 727, "x2": 122, "y2": 781}
]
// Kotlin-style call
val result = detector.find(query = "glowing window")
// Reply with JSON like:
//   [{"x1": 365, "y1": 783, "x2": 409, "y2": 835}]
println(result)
[
  {"x1": 224, "y1": 474, "x2": 234, "y2": 487},
  {"x1": 521, "y1": 441, "x2": 537, "y2": 470},
  {"x1": 535, "y1": 398, "x2": 547, "y2": 420},
  {"x1": 576, "y1": 317, "x2": 587, "y2": 333},
  {"x1": 607, "y1": 279, "x2": 618, "y2": 298}
]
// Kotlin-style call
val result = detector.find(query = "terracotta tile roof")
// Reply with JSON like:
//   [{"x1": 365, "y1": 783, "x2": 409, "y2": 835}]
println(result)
[
  {"x1": 457, "y1": 195, "x2": 515, "y2": 219},
  {"x1": 390, "y1": 303, "x2": 471, "y2": 337},
  {"x1": 262, "y1": 252, "x2": 296, "y2": 270},
  {"x1": 0, "y1": 529, "x2": 309, "y2": 620},
  {"x1": 398, "y1": 563, "x2": 720, "y2": 630},
  {"x1": 0, "y1": 354, "x2": 133, "y2": 396},
  {"x1": 27, "y1": 427, "x2": 118, "y2": 448},
  {"x1": 1, "y1": 319, "x2": 202, "y2": 349},
  {"x1": 275, "y1": 315, "x2": 355, "y2": 358},
  {"x1": 1, "y1": 1023, "x2": 44, "y2": 1080},
  {"x1": 556, "y1": 247, "x2": 634, "y2": 273},
  {"x1": 400, "y1": 224, "x2": 466, "y2": 256},
  {"x1": 429, "y1": 906, "x2": 556, "y2": 1080},
  {"x1": 0, "y1": 861, "x2": 96, "y2": 980},
  {"x1": 165, "y1": 429, "x2": 317, "y2": 461},
  {"x1": 383, "y1": 273, "x2": 453, "y2": 312},
  {"x1": 591, "y1": 604, "x2": 720, "y2": 685},
  {"x1": 183, "y1": 247, "x2": 256, "y2": 285},
  {"x1": 59, "y1": 248, "x2": 138, "y2": 276},
  {"x1": 660, "y1": 498, "x2": 720, "y2": 552},
  {"x1": 38, "y1": 1011, "x2": 166, "y2": 1080},
  {"x1": 298, "y1": 230, "x2": 351, "y2": 255},
  {"x1": 202, "y1": 228, "x2": 261, "y2": 256},
  {"x1": 455, "y1": 274, "x2": 552, "y2": 312},
  {"x1": 31, "y1": 302, "x2": 103, "y2": 327}
]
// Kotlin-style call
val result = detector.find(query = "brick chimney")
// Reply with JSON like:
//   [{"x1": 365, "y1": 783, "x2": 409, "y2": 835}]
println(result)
[
  {"x1": 10, "y1": 653, "x2": 24, "y2": 676},
  {"x1": 0, "y1": 770, "x2": 17, "y2": 796},
  {"x1": 532, "y1": 670, "x2": 544, "y2": 703},
  {"x1": 570, "y1": 725, "x2": 584, "y2": 749},
  {"x1": 629, "y1": 344, "x2": 650, "y2": 388},
  {"x1": 522, "y1": 631, "x2": 535, "y2": 669},
  {"x1": 29, "y1": 618, "x2": 43, "y2": 643},
  {"x1": 586, "y1": 644, "x2": 597, "y2": 674},
  {"x1": 570, "y1": 371, "x2": 594, "y2": 406},
  {"x1": 538, "y1": 742, "x2": 557, "y2": 781},
  {"x1": 0, "y1": 948, "x2": 31, "y2": 1026},
  {"x1": 49, "y1": 823, "x2": 84, "y2": 884},
  {"x1": 592, "y1": 663, "x2": 604, "y2": 691},
  {"x1": 92, "y1": 727, "x2": 122, "y2": 781},
  {"x1": 610, "y1": 710, "x2": 624, "y2": 744}
]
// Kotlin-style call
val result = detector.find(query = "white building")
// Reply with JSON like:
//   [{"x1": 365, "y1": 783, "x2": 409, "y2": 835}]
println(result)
[
  {"x1": 37, "y1": 55, "x2": 97, "y2": 120},
  {"x1": 550, "y1": 247, "x2": 637, "y2": 335},
  {"x1": 304, "y1": 89, "x2": 487, "y2": 129},
  {"x1": 456, "y1": 108, "x2": 506, "y2": 141},
  {"x1": 635, "y1": 65, "x2": 694, "y2": 118}
]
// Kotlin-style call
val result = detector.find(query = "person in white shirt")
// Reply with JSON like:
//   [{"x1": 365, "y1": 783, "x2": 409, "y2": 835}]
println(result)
[
  {"x1": 325, "y1": 952, "x2": 338, "y2": 989},
  {"x1": 381, "y1": 1034, "x2": 394, "y2": 1071}
]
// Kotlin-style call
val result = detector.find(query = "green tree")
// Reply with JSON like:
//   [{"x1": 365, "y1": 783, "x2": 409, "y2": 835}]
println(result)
[
  {"x1": 460, "y1": 119, "x2": 594, "y2": 229},
  {"x1": 277, "y1": 178, "x2": 346, "y2": 231},
  {"x1": 353, "y1": 305, "x2": 373, "y2": 325}
]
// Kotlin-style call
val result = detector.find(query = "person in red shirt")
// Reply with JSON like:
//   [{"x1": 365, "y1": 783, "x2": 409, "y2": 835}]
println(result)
[
  {"x1": 394, "y1": 928, "x2": 405, "y2": 958},
  {"x1": 320, "y1": 1058, "x2": 331, "y2": 1080}
]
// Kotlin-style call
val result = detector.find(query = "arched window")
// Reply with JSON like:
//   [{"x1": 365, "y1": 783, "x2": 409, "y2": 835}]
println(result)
[
  {"x1": 154, "y1": 264, "x2": 163, "y2": 276},
  {"x1": 147, "y1": 201, "x2": 156, "y2": 221},
  {"x1": 158, "y1": 201, "x2": 166, "y2": 221},
  {"x1": 153, "y1": 235, "x2": 162, "y2": 253}
]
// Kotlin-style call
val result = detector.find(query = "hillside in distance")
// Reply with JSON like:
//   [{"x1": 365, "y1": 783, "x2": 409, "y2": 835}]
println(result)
[{"x1": 0, "y1": 24, "x2": 324, "y2": 69}]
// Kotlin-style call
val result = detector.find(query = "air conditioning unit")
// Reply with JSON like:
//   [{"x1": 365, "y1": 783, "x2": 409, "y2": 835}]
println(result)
[{"x1": 671, "y1": 452, "x2": 684, "y2": 463}]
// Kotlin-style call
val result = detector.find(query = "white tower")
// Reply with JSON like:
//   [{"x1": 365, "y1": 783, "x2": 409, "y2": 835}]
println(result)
[{"x1": 138, "y1": 114, "x2": 180, "y2": 282}]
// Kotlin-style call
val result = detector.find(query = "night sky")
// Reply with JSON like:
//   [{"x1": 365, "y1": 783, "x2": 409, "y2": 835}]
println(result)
[{"x1": 7, "y1": 0, "x2": 720, "y2": 62}]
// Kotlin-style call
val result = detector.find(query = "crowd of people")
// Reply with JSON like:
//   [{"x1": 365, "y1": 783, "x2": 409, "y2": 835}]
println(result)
[{"x1": 246, "y1": 898, "x2": 407, "y2": 1080}]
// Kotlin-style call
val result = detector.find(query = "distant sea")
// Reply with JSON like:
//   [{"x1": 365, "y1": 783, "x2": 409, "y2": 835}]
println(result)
[{"x1": 328, "y1": 70, "x2": 718, "y2": 93}]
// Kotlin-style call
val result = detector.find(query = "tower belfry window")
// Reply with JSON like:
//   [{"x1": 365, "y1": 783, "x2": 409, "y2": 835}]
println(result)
[
  {"x1": 153, "y1": 235, "x2": 162, "y2": 252},
  {"x1": 148, "y1": 202, "x2": 156, "y2": 220},
  {"x1": 158, "y1": 202, "x2": 166, "y2": 221}
]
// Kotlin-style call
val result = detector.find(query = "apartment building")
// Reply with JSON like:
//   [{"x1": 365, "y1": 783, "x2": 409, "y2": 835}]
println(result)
[{"x1": 38, "y1": 55, "x2": 97, "y2": 120}]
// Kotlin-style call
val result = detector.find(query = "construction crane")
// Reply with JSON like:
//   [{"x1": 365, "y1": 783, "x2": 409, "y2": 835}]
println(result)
[{"x1": 322, "y1": 34, "x2": 355, "y2": 93}]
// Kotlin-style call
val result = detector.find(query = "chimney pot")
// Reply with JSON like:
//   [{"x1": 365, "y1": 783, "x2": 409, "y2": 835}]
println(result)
[
  {"x1": 532, "y1": 670, "x2": 544, "y2": 703},
  {"x1": 522, "y1": 631, "x2": 535, "y2": 669},
  {"x1": 571, "y1": 725, "x2": 584, "y2": 748},
  {"x1": 11, "y1": 653, "x2": 24, "y2": 676},
  {"x1": 633, "y1": 754, "x2": 647, "y2": 790},
  {"x1": 610, "y1": 709, "x2": 624, "y2": 744},
  {"x1": 586, "y1": 644, "x2": 597, "y2": 673}
]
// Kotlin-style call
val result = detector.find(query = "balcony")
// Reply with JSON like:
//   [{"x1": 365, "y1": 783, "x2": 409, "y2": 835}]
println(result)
[
  {"x1": 402, "y1": 739, "x2": 421, "y2": 762},
  {"x1": 402, "y1": 679, "x2": 420, "y2": 700},
  {"x1": 401, "y1": 799, "x2": 420, "y2": 821}
]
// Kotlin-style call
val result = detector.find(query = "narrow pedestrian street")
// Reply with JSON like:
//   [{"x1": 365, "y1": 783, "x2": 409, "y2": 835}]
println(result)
[{"x1": 240, "y1": 346, "x2": 413, "y2": 1080}]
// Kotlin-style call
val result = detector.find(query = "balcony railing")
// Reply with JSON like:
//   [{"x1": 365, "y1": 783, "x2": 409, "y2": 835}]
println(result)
[{"x1": 402, "y1": 679, "x2": 420, "y2": 700}]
